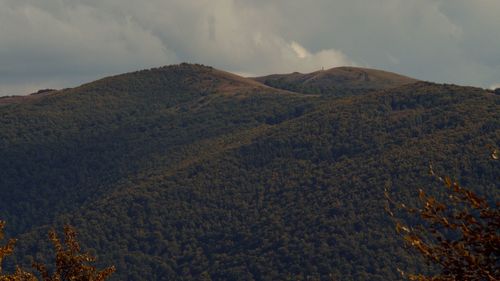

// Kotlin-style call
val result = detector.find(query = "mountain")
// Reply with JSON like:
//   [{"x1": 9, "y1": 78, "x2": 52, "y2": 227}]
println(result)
[
  {"x1": 0, "y1": 64, "x2": 498, "y2": 281},
  {"x1": 0, "y1": 63, "x2": 311, "y2": 234},
  {"x1": 253, "y1": 66, "x2": 417, "y2": 96}
]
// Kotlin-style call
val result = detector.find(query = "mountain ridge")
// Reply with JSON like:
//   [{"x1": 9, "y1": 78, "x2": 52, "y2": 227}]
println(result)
[
  {"x1": 253, "y1": 66, "x2": 418, "y2": 96},
  {"x1": 0, "y1": 63, "x2": 498, "y2": 281},
  {"x1": 1, "y1": 64, "x2": 419, "y2": 104}
]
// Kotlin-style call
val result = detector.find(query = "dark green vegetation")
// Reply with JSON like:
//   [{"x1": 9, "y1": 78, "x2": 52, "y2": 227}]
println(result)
[{"x1": 0, "y1": 63, "x2": 498, "y2": 280}]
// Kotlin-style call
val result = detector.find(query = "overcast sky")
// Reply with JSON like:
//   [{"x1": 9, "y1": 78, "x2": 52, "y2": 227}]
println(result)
[{"x1": 1, "y1": 0, "x2": 499, "y2": 96}]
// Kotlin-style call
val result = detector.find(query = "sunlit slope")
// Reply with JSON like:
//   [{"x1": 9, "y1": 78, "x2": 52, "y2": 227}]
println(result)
[{"x1": 254, "y1": 66, "x2": 418, "y2": 96}]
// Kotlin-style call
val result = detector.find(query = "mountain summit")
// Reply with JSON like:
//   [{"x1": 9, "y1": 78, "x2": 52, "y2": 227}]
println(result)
[
  {"x1": 1, "y1": 65, "x2": 416, "y2": 104},
  {"x1": 254, "y1": 66, "x2": 417, "y2": 96}
]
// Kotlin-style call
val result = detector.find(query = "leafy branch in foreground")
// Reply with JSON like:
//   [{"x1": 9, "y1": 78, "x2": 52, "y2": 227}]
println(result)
[
  {"x1": 385, "y1": 152, "x2": 499, "y2": 281},
  {"x1": 0, "y1": 222, "x2": 115, "y2": 281},
  {"x1": 0, "y1": 221, "x2": 37, "y2": 281}
]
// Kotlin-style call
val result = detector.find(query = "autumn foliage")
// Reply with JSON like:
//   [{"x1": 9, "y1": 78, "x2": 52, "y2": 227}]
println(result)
[
  {"x1": 386, "y1": 152, "x2": 499, "y2": 281},
  {"x1": 0, "y1": 223, "x2": 114, "y2": 281}
]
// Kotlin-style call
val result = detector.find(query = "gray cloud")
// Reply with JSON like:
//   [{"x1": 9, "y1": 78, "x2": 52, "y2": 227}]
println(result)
[{"x1": 1, "y1": 0, "x2": 499, "y2": 95}]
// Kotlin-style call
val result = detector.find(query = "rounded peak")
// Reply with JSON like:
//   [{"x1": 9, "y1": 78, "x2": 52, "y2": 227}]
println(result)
[
  {"x1": 253, "y1": 66, "x2": 418, "y2": 96},
  {"x1": 136, "y1": 63, "x2": 215, "y2": 75},
  {"x1": 315, "y1": 66, "x2": 416, "y2": 81},
  {"x1": 89, "y1": 63, "x2": 282, "y2": 97},
  {"x1": 164, "y1": 62, "x2": 214, "y2": 70}
]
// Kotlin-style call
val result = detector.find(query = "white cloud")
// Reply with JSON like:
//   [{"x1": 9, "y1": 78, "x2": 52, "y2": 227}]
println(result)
[
  {"x1": 279, "y1": 41, "x2": 354, "y2": 73},
  {"x1": 1, "y1": 0, "x2": 500, "y2": 95},
  {"x1": 290, "y1": 42, "x2": 310, "y2": 59},
  {"x1": 490, "y1": 83, "x2": 500, "y2": 90},
  {"x1": 0, "y1": 1, "x2": 178, "y2": 94}
]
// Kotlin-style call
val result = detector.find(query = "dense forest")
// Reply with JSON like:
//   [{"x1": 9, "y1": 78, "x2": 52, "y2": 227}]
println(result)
[{"x1": 0, "y1": 64, "x2": 498, "y2": 280}]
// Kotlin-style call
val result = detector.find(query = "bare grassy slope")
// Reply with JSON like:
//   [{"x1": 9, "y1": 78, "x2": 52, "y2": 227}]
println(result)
[{"x1": 254, "y1": 66, "x2": 418, "y2": 95}]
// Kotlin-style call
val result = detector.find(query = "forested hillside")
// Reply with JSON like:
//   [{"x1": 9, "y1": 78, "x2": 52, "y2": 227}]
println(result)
[{"x1": 0, "y1": 64, "x2": 498, "y2": 280}]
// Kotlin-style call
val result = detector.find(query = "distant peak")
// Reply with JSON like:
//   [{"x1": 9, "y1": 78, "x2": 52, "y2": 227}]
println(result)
[{"x1": 253, "y1": 66, "x2": 418, "y2": 96}]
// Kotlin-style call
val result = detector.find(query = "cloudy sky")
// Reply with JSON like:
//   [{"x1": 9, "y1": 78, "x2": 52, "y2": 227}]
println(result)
[{"x1": 1, "y1": 0, "x2": 499, "y2": 96}]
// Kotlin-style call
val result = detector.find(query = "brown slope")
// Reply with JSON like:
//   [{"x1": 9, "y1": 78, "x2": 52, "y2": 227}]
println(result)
[
  {"x1": 253, "y1": 66, "x2": 418, "y2": 95},
  {"x1": 168, "y1": 64, "x2": 297, "y2": 97},
  {"x1": 0, "y1": 64, "x2": 296, "y2": 107}
]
